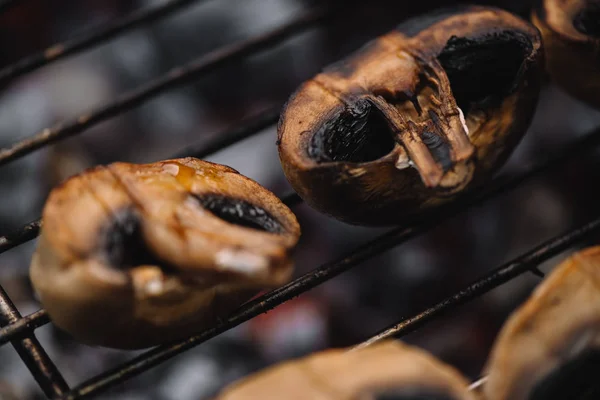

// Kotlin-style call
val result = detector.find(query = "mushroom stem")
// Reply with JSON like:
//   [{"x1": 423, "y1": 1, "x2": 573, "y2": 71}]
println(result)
[
  {"x1": 369, "y1": 96, "x2": 444, "y2": 187},
  {"x1": 369, "y1": 95, "x2": 474, "y2": 190}
]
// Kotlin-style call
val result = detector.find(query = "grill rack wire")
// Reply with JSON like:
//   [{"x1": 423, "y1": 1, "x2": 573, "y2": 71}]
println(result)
[{"x1": 0, "y1": 0, "x2": 598, "y2": 399}]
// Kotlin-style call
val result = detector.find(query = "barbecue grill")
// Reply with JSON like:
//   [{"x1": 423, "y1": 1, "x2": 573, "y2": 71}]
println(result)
[{"x1": 1, "y1": 0, "x2": 599, "y2": 398}]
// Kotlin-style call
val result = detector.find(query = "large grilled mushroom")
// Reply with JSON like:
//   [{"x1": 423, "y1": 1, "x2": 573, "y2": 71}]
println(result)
[
  {"x1": 216, "y1": 340, "x2": 478, "y2": 400},
  {"x1": 532, "y1": 0, "x2": 600, "y2": 109},
  {"x1": 30, "y1": 157, "x2": 300, "y2": 349},
  {"x1": 483, "y1": 246, "x2": 600, "y2": 400},
  {"x1": 278, "y1": 6, "x2": 543, "y2": 226}
]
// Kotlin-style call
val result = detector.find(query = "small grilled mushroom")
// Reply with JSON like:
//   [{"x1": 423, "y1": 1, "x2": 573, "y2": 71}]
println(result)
[
  {"x1": 483, "y1": 246, "x2": 600, "y2": 400},
  {"x1": 532, "y1": 0, "x2": 600, "y2": 109},
  {"x1": 216, "y1": 340, "x2": 478, "y2": 400},
  {"x1": 278, "y1": 6, "x2": 542, "y2": 226},
  {"x1": 29, "y1": 157, "x2": 300, "y2": 349}
]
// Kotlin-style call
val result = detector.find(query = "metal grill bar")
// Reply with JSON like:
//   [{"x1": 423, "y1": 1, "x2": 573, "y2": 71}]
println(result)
[
  {"x1": 0, "y1": 219, "x2": 41, "y2": 254},
  {"x1": 0, "y1": 6, "x2": 329, "y2": 168},
  {"x1": 355, "y1": 216, "x2": 600, "y2": 349},
  {"x1": 173, "y1": 105, "x2": 281, "y2": 159},
  {"x1": 0, "y1": 0, "x2": 209, "y2": 86},
  {"x1": 58, "y1": 127, "x2": 600, "y2": 400},
  {"x1": 0, "y1": 287, "x2": 69, "y2": 398},
  {"x1": 0, "y1": 309, "x2": 49, "y2": 347}
]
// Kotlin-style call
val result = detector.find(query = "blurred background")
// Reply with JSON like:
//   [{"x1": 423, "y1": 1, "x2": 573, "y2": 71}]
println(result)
[{"x1": 1, "y1": 0, "x2": 600, "y2": 399}]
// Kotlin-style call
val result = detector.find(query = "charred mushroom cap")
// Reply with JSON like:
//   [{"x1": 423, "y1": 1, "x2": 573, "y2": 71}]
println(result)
[
  {"x1": 278, "y1": 6, "x2": 543, "y2": 226},
  {"x1": 216, "y1": 340, "x2": 477, "y2": 400},
  {"x1": 532, "y1": 0, "x2": 600, "y2": 109},
  {"x1": 29, "y1": 157, "x2": 300, "y2": 349},
  {"x1": 483, "y1": 246, "x2": 600, "y2": 400}
]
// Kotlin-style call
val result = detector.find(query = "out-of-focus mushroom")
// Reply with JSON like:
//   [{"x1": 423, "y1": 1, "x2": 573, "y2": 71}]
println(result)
[
  {"x1": 532, "y1": 0, "x2": 600, "y2": 109},
  {"x1": 215, "y1": 340, "x2": 478, "y2": 400},
  {"x1": 483, "y1": 246, "x2": 600, "y2": 400},
  {"x1": 30, "y1": 157, "x2": 300, "y2": 349}
]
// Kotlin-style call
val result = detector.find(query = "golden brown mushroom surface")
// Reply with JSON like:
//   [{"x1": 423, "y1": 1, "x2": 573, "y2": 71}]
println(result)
[
  {"x1": 215, "y1": 340, "x2": 478, "y2": 400},
  {"x1": 30, "y1": 157, "x2": 300, "y2": 349},
  {"x1": 532, "y1": 0, "x2": 600, "y2": 109},
  {"x1": 278, "y1": 6, "x2": 543, "y2": 226},
  {"x1": 483, "y1": 246, "x2": 600, "y2": 400}
]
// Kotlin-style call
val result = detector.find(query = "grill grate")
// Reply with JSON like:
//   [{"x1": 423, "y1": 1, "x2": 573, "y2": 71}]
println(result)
[
  {"x1": 357, "y1": 215, "x2": 600, "y2": 348},
  {"x1": 0, "y1": 5, "x2": 328, "y2": 167},
  {"x1": 0, "y1": 1, "x2": 598, "y2": 399},
  {"x1": 0, "y1": 287, "x2": 68, "y2": 398},
  {"x1": 0, "y1": 1, "x2": 212, "y2": 86}
]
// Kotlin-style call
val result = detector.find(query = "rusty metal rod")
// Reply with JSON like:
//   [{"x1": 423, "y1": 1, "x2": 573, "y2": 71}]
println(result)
[
  {"x1": 0, "y1": 0, "x2": 208, "y2": 86},
  {"x1": 0, "y1": 6, "x2": 329, "y2": 168},
  {"x1": 0, "y1": 286, "x2": 68, "y2": 398},
  {"x1": 0, "y1": 309, "x2": 50, "y2": 346},
  {"x1": 0, "y1": 219, "x2": 42, "y2": 254},
  {"x1": 354, "y1": 216, "x2": 600, "y2": 349},
  {"x1": 172, "y1": 105, "x2": 281, "y2": 159}
]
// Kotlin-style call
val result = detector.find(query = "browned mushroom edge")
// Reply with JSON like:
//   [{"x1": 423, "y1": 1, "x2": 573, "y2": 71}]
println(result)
[
  {"x1": 278, "y1": 5, "x2": 543, "y2": 226},
  {"x1": 483, "y1": 246, "x2": 600, "y2": 400},
  {"x1": 215, "y1": 340, "x2": 477, "y2": 400},
  {"x1": 532, "y1": 0, "x2": 600, "y2": 109},
  {"x1": 29, "y1": 157, "x2": 300, "y2": 349}
]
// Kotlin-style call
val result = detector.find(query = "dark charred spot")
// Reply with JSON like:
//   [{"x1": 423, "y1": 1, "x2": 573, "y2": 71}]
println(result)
[
  {"x1": 308, "y1": 99, "x2": 395, "y2": 163},
  {"x1": 194, "y1": 194, "x2": 284, "y2": 234},
  {"x1": 528, "y1": 349, "x2": 600, "y2": 400},
  {"x1": 573, "y1": 1, "x2": 600, "y2": 38},
  {"x1": 371, "y1": 389, "x2": 456, "y2": 400},
  {"x1": 102, "y1": 208, "x2": 177, "y2": 272},
  {"x1": 421, "y1": 131, "x2": 452, "y2": 171},
  {"x1": 396, "y1": 5, "x2": 473, "y2": 37},
  {"x1": 437, "y1": 30, "x2": 533, "y2": 114}
]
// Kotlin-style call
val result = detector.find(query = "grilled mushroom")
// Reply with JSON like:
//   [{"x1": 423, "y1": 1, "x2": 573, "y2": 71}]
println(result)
[
  {"x1": 216, "y1": 340, "x2": 478, "y2": 400},
  {"x1": 278, "y1": 6, "x2": 542, "y2": 226},
  {"x1": 483, "y1": 246, "x2": 600, "y2": 400},
  {"x1": 29, "y1": 157, "x2": 300, "y2": 349},
  {"x1": 532, "y1": 0, "x2": 600, "y2": 109}
]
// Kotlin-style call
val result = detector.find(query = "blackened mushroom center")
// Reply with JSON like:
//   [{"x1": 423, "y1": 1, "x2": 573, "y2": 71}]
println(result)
[
  {"x1": 437, "y1": 30, "x2": 532, "y2": 113},
  {"x1": 308, "y1": 98, "x2": 395, "y2": 163},
  {"x1": 528, "y1": 350, "x2": 600, "y2": 400},
  {"x1": 102, "y1": 208, "x2": 176, "y2": 271},
  {"x1": 194, "y1": 194, "x2": 284, "y2": 234},
  {"x1": 573, "y1": 2, "x2": 600, "y2": 38}
]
